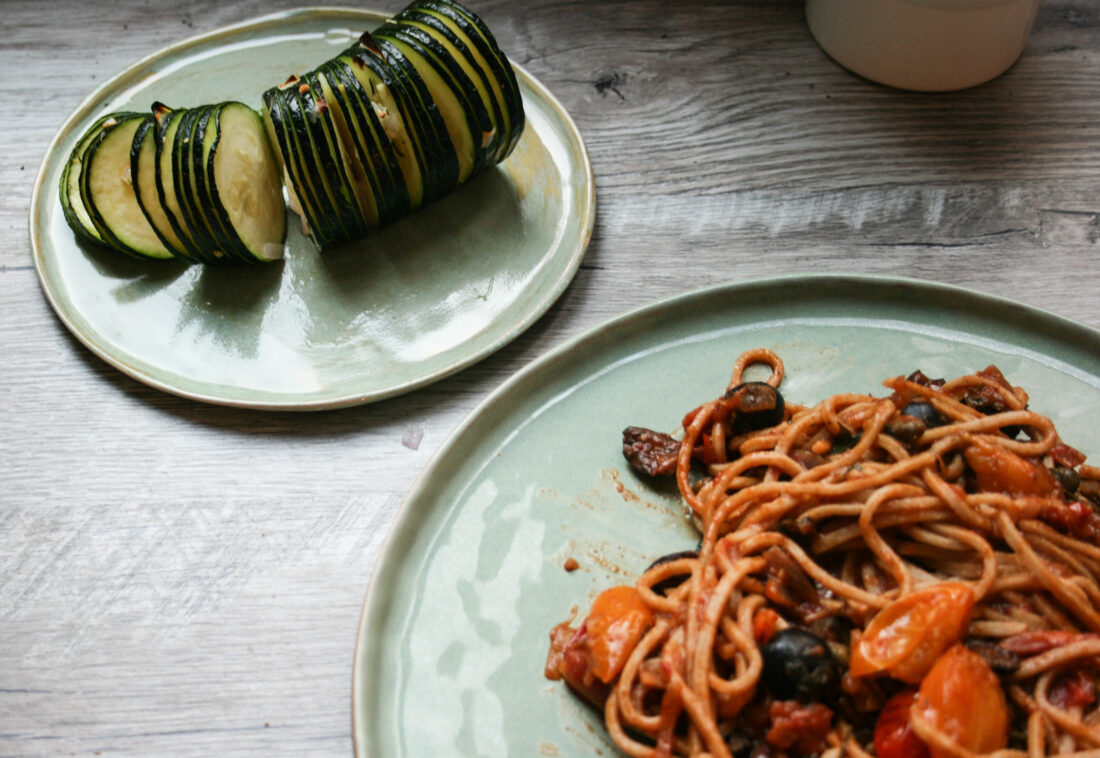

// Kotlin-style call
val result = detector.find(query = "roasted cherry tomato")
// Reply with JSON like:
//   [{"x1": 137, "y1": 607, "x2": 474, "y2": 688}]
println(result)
[
  {"x1": 963, "y1": 438, "x2": 1057, "y2": 497},
  {"x1": 849, "y1": 582, "x2": 974, "y2": 684},
  {"x1": 545, "y1": 621, "x2": 608, "y2": 706},
  {"x1": 912, "y1": 644, "x2": 1009, "y2": 758},
  {"x1": 584, "y1": 585, "x2": 655, "y2": 683},
  {"x1": 874, "y1": 690, "x2": 930, "y2": 758}
]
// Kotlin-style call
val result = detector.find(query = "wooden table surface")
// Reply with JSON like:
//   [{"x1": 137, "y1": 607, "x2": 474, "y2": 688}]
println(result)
[{"x1": 3, "y1": 1, "x2": 1098, "y2": 755}]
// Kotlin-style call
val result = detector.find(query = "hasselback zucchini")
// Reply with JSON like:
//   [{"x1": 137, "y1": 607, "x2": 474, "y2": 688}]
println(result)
[
  {"x1": 262, "y1": 0, "x2": 524, "y2": 250},
  {"x1": 60, "y1": 0, "x2": 523, "y2": 261}
]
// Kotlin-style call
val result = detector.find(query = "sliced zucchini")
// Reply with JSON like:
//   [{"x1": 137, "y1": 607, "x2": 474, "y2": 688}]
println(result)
[
  {"x1": 205, "y1": 102, "x2": 286, "y2": 262},
  {"x1": 173, "y1": 104, "x2": 240, "y2": 263},
  {"x1": 172, "y1": 106, "x2": 226, "y2": 262},
  {"x1": 362, "y1": 33, "x2": 460, "y2": 205},
  {"x1": 391, "y1": 9, "x2": 506, "y2": 161},
  {"x1": 153, "y1": 105, "x2": 207, "y2": 262},
  {"x1": 262, "y1": 83, "x2": 314, "y2": 240},
  {"x1": 311, "y1": 68, "x2": 382, "y2": 230},
  {"x1": 408, "y1": 0, "x2": 525, "y2": 160},
  {"x1": 298, "y1": 72, "x2": 371, "y2": 242},
  {"x1": 264, "y1": 81, "x2": 350, "y2": 249},
  {"x1": 130, "y1": 109, "x2": 195, "y2": 261},
  {"x1": 320, "y1": 59, "x2": 411, "y2": 226},
  {"x1": 80, "y1": 112, "x2": 174, "y2": 260},
  {"x1": 58, "y1": 0, "x2": 522, "y2": 262},
  {"x1": 60, "y1": 113, "x2": 124, "y2": 247},
  {"x1": 372, "y1": 23, "x2": 488, "y2": 181},
  {"x1": 141, "y1": 101, "x2": 286, "y2": 264},
  {"x1": 273, "y1": 81, "x2": 355, "y2": 249},
  {"x1": 192, "y1": 103, "x2": 251, "y2": 263},
  {"x1": 337, "y1": 43, "x2": 428, "y2": 210}
]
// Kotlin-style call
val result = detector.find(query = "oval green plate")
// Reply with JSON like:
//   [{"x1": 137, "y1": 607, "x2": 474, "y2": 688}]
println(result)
[
  {"x1": 352, "y1": 274, "x2": 1100, "y2": 757},
  {"x1": 30, "y1": 8, "x2": 593, "y2": 410}
]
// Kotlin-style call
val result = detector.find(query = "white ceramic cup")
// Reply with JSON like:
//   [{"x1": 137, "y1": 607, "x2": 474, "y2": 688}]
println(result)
[{"x1": 805, "y1": 0, "x2": 1043, "y2": 91}]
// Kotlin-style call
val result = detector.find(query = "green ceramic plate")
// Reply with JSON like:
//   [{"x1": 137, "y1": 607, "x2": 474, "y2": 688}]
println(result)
[
  {"x1": 30, "y1": 9, "x2": 593, "y2": 410},
  {"x1": 352, "y1": 274, "x2": 1100, "y2": 757}
]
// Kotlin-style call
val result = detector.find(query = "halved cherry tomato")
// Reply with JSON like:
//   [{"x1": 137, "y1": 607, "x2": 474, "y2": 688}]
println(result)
[
  {"x1": 584, "y1": 585, "x2": 655, "y2": 683},
  {"x1": 545, "y1": 621, "x2": 609, "y2": 706},
  {"x1": 874, "y1": 690, "x2": 930, "y2": 758},
  {"x1": 964, "y1": 438, "x2": 1057, "y2": 497},
  {"x1": 912, "y1": 644, "x2": 1009, "y2": 758},
  {"x1": 849, "y1": 582, "x2": 974, "y2": 684}
]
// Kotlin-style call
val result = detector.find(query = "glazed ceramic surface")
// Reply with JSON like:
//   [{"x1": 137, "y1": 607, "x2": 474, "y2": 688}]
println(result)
[
  {"x1": 30, "y1": 9, "x2": 593, "y2": 409},
  {"x1": 352, "y1": 274, "x2": 1100, "y2": 757}
]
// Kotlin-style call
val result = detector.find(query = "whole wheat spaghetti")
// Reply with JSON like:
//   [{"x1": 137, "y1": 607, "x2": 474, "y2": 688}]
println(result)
[{"x1": 546, "y1": 349, "x2": 1100, "y2": 758}]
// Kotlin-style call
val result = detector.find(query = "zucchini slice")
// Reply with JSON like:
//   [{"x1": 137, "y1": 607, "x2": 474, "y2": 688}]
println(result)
[
  {"x1": 337, "y1": 43, "x2": 429, "y2": 211},
  {"x1": 173, "y1": 106, "x2": 227, "y2": 262},
  {"x1": 153, "y1": 105, "x2": 207, "y2": 262},
  {"x1": 320, "y1": 59, "x2": 411, "y2": 226},
  {"x1": 268, "y1": 80, "x2": 357, "y2": 249},
  {"x1": 409, "y1": 0, "x2": 525, "y2": 160},
  {"x1": 311, "y1": 68, "x2": 382, "y2": 230},
  {"x1": 363, "y1": 33, "x2": 460, "y2": 205},
  {"x1": 266, "y1": 85, "x2": 321, "y2": 243},
  {"x1": 372, "y1": 23, "x2": 488, "y2": 181},
  {"x1": 262, "y1": 83, "x2": 314, "y2": 241},
  {"x1": 130, "y1": 109, "x2": 195, "y2": 261},
  {"x1": 264, "y1": 81, "x2": 350, "y2": 249},
  {"x1": 80, "y1": 112, "x2": 174, "y2": 260},
  {"x1": 190, "y1": 103, "x2": 250, "y2": 262},
  {"x1": 206, "y1": 102, "x2": 286, "y2": 262},
  {"x1": 391, "y1": 9, "x2": 505, "y2": 162},
  {"x1": 60, "y1": 113, "x2": 124, "y2": 247},
  {"x1": 298, "y1": 72, "x2": 371, "y2": 243}
]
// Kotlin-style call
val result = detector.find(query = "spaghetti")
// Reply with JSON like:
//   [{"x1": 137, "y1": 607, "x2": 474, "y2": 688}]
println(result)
[{"x1": 545, "y1": 349, "x2": 1100, "y2": 758}]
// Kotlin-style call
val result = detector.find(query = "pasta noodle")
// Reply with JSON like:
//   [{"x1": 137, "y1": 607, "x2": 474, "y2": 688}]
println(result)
[{"x1": 545, "y1": 349, "x2": 1100, "y2": 758}]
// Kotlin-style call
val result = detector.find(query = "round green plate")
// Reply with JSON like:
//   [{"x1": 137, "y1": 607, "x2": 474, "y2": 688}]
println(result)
[
  {"x1": 352, "y1": 274, "x2": 1100, "y2": 757},
  {"x1": 30, "y1": 8, "x2": 594, "y2": 410}
]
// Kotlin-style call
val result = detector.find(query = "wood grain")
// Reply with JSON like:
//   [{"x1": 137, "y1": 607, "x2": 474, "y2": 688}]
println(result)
[{"x1": 2, "y1": 0, "x2": 1098, "y2": 755}]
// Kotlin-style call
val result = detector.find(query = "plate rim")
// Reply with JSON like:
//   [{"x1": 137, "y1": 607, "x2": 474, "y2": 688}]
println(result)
[
  {"x1": 29, "y1": 6, "x2": 595, "y2": 411},
  {"x1": 350, "y1": 271, "x2": 1100, "y2": 756}
]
